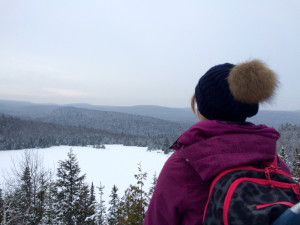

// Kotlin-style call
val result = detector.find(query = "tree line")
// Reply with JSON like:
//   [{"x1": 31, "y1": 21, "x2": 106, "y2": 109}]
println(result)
[
  {"x1": 0, "y1": 114, "x2": 174, "y2": 154},
  {"x1": 0, "y1": 149, "x2": 157, "y2": 225},
  {"x1": 2, "y1": 114, "x2": 300, "y2": 156}
]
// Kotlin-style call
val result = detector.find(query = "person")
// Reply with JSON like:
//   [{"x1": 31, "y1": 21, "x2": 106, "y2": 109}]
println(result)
[
  {"x1": 143, "y1": 60, "x2": 291, "y2": 225},
  {"x1": 272, "y1": 202, "x2": 300, "y2": 225}
]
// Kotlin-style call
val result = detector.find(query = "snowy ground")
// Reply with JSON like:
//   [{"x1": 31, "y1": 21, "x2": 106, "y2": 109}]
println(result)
[{"x1": 0, "y1": 145, "x2": 171, "y2": 206}]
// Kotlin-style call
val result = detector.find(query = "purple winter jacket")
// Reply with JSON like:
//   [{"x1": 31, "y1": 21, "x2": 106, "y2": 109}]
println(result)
[{"x1": 144, "y1": 120, "x2": 290, "y2": 225}]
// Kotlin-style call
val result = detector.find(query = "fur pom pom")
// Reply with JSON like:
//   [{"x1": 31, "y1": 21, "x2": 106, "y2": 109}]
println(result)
[{"x1": 227, "y1": 60, "x2": 278, "y2": 104}]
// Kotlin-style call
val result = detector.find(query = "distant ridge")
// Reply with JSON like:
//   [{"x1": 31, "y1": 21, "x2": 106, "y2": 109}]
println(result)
[
  {"x1": 249, "y1": 110, "x2": 300, "y2": 128},
  {"x1": 0, "y1": 100, "x2": 188, "y2": 138},
  {"x1": 68, "y1": 103, "x2": 197, "y2": 125},
  {"x1": 0, "y1": 99, "x2": 299, "y2": 129},
  {"x1": 36, "y1": 106, "x2": 187, "y2": 137}
]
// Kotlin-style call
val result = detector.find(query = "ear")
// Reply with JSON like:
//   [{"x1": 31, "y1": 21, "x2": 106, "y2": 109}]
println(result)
[{"x1": 197, "y1": 111, "x2": 208, "y2": 121}]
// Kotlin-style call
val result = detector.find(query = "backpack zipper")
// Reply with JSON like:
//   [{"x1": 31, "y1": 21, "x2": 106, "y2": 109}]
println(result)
[{"x1": 256, "y1": 201, "x2": 295, "y2": 209}]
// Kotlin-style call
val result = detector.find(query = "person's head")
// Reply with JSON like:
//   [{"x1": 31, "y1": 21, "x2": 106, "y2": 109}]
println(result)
[{"x1": 191, "y1": 60, "x2": 278, "y2": 122}]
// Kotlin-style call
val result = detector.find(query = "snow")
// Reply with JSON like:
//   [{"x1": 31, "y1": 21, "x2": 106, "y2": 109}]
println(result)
[{"x1": 0, "y1": 145, "x2": 170, "y2": 206}]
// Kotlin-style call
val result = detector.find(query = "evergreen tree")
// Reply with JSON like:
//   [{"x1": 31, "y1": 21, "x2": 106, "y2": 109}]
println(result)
[
  {"x1": 0, "y1": 188, "x2": 3, "y2": 224},
  {"x1": 148, "y1": 172, "x2": 157, "y2": 200},
  {"x1": 0, "y1": 190, "x2": 17, "y2": 225},
  {"x1": 119, "y1": 163, "x2": 148, "y2": 225},
  {"x1": 3, "y1": 164, "x2": 36, "y2": 224},
  {"x1": 107, "y1": 185, "x2": 120, "y2": 225},
  {"x1": 89, "y1": 182, "x2": 96, "y2": 216},
  {"x1": 11, "y1": 165, "x2": 34, "y2": 224},
  {"x1": 85, "y1": 182, "x2": 97, "y2": 225},
  {"x1": 12, "y1": 150, "x2": 50, "y2": 224},
  {"x1": 119, "y1": 188, "x2": 131, "y2": 224},
  {"x1": 40, "y1": 173, "x2": 59, "y2": 225},
  {"x1": 85, "y1": 182, "x2": 98, "y2": 225},
  {"x1": 76, "y1": 183, "x2": 91, "y2": 224},
  {"x1": 87, "y1": 182, "x2": 106, "y2": 225},
  {"x1": 32, "y1": 172, "x2": 48, "y2": 224},
  {"x1": 292, "y1": 148, "x2": 300, "y2": 183},
  {"x1": 22, "y1": 166, "x2": 33, "y2": 219},
  {"x1": 162, "y1": 138, "x2": 171, "y2": 154},
  {"x1": 55, "y1": 148, "x2": 86, "y2": 225},
  {"x1": 279, "y1": 146, "x2": 288, "y2": 165},
  {"x1": 1, "y1": 150, "x2": 50, "y2": 225},
  {"x1": 96, "y1": 183, "x2": 106, "y2": 225}
]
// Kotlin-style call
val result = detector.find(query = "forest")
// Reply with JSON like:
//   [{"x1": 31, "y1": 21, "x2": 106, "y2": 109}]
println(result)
[
  {"x1": 0, "y1": 114, "x2": 174, "y2": 153},
  {"x1": 0, "y1": 146, "x2": 299, "y2": 225},
  {"x1": 0, "y1": 110, "x2": 300, "y2": 224},
  {"x1": 0, "y1": 149, "x2": 156, "y2": 225},
  {"x1": 1, "y1": 100, "x2": 300, "y2": 155}
]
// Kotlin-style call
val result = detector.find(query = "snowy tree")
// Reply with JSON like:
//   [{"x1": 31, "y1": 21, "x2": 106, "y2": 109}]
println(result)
[
  {"x1": 85, "y1": 182, "x2": 98, "y2": 225},
  {"x1": 0, "y1": 150, "x2": 51, "y2": 224},
  {"x1": 279, "y1": 146, "x2": 288, "y2": 164},
  {"x1": 292, "y1": 148, "x2": 300, "y2": 183},
  {"x1": 89, "y1": 183, "x2": 96, "y2": 215},
  {"x1": 4, "y1": 164, "x2": 35, "y2": 224},
  {"x1": 107, "y1": 185, "x2": 120, "y2": 225},
  {"x1": 162, "y1": 138, "x2": 171, "y2": 154},
  {"x1": 119, "y1": 188, "x2": 131, "y2": 224},
  {"x1": 31, "y1": 169, "x2": 49, "y2": 224},
  {"x1": 76, "y1": 183, "x2": 91, "y2": 224},
  {"x1": 96, "y1": 183, "x2": 107, "y2": 225},
  {"x1": 55, "y1": 148, "x2": 86, "y2": 225},
  {"x1": 88, "y1": 182, "x2": 106, "y2": 225},
  {"x1": 0, "y1": 190, "x2": 17, "y2": 225},
  {"x1": 0, "y1": 188, "x2": 3, "y2": 224},
  {"x1": 148, "y1": 172, "x2": 157, "y2": 200},
  {"x1": 119, "y1": 163, "x2": 148, "y2": 225},
  {"x1": 19, "y1": 165, "x2": 33, "y2": 223},
  {"x1": 15, "y1": 150, "x2": 50, "y2": 224},
  {"x1": 40, "y1": 173, "x2": 59, "y2": 225},
  {"x1": 85, "y1": 182, "x2": 97, "y2": 225}
]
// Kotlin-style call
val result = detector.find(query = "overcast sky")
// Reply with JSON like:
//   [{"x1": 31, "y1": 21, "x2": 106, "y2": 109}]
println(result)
[{"x1": 1, "y1": 0, "x2": 300, "y2": 110}]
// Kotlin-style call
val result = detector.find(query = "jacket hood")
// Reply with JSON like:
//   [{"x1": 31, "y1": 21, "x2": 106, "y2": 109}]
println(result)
[{"x1": 171, "y1": 120, "x2": 280, "y2": 181}]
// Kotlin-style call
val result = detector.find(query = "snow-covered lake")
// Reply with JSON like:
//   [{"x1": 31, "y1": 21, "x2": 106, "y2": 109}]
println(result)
[{"x1": 0, "y1": 145, "x2": 171, "y2": 205}]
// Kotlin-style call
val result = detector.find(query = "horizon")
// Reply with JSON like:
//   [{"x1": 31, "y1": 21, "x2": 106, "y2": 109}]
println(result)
[{"x1": 1, "y1": 98, "x2": 300, "y2": 112}]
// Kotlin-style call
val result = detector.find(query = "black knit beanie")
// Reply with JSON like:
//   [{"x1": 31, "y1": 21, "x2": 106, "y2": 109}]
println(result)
[{"x1": 195, "y1": 60, "x2": 278, "y2": 122}]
